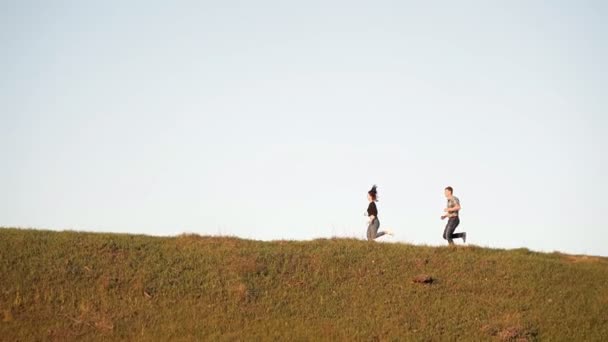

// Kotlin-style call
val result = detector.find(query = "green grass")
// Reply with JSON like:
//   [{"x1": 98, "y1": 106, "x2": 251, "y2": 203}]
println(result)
[{"x1": 1, "y1": 227, "x2": 607, "y2": 341}]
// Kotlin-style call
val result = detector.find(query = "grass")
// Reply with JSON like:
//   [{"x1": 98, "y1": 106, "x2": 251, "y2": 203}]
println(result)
[{"x1": 1, "y1": 227, "x2": 607, "y2": 341}]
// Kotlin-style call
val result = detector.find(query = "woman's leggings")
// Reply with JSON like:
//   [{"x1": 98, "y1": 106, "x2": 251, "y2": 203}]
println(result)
[{"x1": 367, "y1": 217, "x2": 386, "y2": 241}]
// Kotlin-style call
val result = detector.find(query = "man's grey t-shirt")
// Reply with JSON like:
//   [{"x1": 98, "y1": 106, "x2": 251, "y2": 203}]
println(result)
[{"x1": 447, "y1": 196, "x2": 460, "y2": 218}]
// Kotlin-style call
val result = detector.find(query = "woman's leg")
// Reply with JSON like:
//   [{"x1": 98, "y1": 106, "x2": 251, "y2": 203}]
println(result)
[
  {"x1": 374, "y1": 219, "x2": 387, "y2": 238},
  {"x1": 367, "y1": 218, "x2": 380, "y2": 240}
]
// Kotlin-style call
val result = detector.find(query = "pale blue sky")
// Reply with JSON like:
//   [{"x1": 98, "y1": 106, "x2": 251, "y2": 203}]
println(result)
[{"x1": 2, "y1": 1, "x2": 607, "y2": 256}]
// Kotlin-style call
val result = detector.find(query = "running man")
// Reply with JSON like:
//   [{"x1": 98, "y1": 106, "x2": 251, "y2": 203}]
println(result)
[
  {"x1": 365, "y1": 185, "x2": 393, "y2": 241},
  {"x1": 441, "y1": 186, "x2": 466, "y2": 245}
]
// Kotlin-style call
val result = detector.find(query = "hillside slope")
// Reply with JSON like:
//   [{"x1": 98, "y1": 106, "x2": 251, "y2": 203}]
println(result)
[{"x1": 1, "y1": 228, "x2": 607, "y2": 341}]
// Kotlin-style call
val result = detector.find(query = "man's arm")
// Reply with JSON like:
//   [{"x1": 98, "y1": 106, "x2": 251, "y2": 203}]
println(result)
[{"x1": 444, "y1": 204, "x2": 461, "y2": 213}]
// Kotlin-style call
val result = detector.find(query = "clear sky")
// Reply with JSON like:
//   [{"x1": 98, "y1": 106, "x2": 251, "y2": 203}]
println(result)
[{"x1": 2, "y1": 1, "x2": 607, "y2": 256}]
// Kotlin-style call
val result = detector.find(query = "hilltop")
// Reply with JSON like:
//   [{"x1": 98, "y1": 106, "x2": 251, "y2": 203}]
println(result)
[{"x1": 1, "y1": 228, "x2": 607, "y2": 341}]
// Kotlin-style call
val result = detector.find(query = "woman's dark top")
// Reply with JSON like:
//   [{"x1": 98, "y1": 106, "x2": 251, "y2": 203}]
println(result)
[{"x1": 367, "y1": 202, "x2": 378, "y2": 217}]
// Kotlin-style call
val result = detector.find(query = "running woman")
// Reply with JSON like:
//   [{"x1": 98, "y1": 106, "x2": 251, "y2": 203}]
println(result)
[
  {"x1": 441, "y1": 186, "x2": 466, "y2": 245},
  {"x1": 366, "y1": 185, "x2": 393, "y2": 241}
]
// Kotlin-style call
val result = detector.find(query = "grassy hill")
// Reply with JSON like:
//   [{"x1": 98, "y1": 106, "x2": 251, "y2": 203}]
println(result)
[{"x1": 1, "y1": 228, "x2": 607, "y2": 341}]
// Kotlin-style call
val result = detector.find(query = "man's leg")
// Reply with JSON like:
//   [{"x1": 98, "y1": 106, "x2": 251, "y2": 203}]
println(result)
[
  {"x1": 444, "y1": 217, "x2": 458, "y2": 245},
  {"x1": 451, "y1": 232, "x2": 465, "y2": 240},
  {"x1": 450, "y1": 217, "x2": 465, "y2": 241}
]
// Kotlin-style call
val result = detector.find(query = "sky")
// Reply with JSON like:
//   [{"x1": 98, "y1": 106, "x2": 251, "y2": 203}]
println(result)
[{"x1": 2, "y1": 1, "x2": 607, "y2": 256}]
